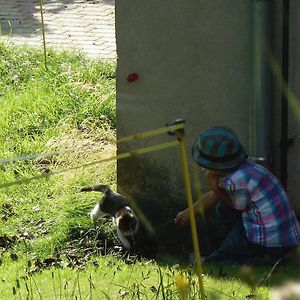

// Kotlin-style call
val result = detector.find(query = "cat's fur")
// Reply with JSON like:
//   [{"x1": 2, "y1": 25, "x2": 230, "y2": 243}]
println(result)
[{"x1": 81, "y1": 184, "x2": 139, "y2": 250}]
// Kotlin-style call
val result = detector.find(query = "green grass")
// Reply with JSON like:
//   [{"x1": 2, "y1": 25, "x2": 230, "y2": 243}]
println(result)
[
  {"x1": 0, "y1": 42, "x2": 299, "y2": 299},
  {"x1": 0, "y1": 42, "x2": 117, "y2": 260},
  {"x1": 0, "y1": 254, "x2": 276, "y2": 299},
  {"x1": 0, "y1": 42, "x2": 115, "y2": 156}
]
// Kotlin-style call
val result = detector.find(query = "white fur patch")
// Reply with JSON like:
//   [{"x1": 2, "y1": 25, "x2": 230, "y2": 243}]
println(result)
[
  {"x1": 114, "y1": 206, "x2": 139, "y2": 236},
  {"x1": 116, "y1": 228, "x2": 131, "y2": 249},
  {"x1": 90, "y1": 203, "x2": 107, "y2": 224},
  {"x1": 90, "y1": 204, "x2": 138, "y2": 250}
]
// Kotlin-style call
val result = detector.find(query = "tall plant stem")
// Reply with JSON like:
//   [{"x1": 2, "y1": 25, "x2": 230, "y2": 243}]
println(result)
[{"x1": 39, "y1": 0, "x2": 48, "y2": 70}]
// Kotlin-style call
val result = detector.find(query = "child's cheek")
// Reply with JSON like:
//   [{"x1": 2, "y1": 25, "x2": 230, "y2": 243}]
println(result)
[{"x1": 218, "y1": 178, "x2": 225, "y2": 189}]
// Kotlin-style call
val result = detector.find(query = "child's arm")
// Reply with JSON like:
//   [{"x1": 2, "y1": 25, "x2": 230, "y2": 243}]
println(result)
[
  {"x1": 175, "y1": 190, "x2": 219, "y2": 225},
  {"x1": 205, "y1": 171, "x2": 233, "y2": 207}
]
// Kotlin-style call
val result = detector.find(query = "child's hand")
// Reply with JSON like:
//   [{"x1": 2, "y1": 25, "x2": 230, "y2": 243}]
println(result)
[{"x1": 175, "y1": 209, "x2": 190, "y2": 225}]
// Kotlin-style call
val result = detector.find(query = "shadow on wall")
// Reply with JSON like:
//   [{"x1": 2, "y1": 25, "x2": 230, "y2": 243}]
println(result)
[
  {"x1": 117, "y1": 155, "x2": 195, "y2": 257},
  {"x1": 117, "y1": 154, "x2": 300, "y2": 291},
  {"x1": 0, "y1": 0, "x2": 114, "y2": 37}
]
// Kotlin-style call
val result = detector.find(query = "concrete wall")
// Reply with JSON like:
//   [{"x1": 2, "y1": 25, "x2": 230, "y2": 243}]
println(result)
[
  {"x1": 287, "y1": 0, "x2": 300, "y2": 213},
  {"x1": 270, "y1": 0, "x2": 300, "y2": 213},
  {"x1": 115, "y1": 1, "x2": 300, "y2": 251}
]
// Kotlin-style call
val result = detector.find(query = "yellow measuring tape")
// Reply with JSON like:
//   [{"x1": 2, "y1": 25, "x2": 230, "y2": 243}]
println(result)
[
  {"x1": 0, "y1": 121, "x2": 206, "y2": 297},
  {"x1": 0, "y1": 148, "x2": 79, "y2": 165},
  {"x1": 176, "y1": 133, "x2": 206, "y2": 299},
  {"x1": 118, "y1": 123, "x2": 184, "y2": 143},
  {"x1": 0, "y1": 140, "x2": 179, "y2": 189},
  {"x1": 0, "y1": 123, "x2": 184, "y2": 165}
]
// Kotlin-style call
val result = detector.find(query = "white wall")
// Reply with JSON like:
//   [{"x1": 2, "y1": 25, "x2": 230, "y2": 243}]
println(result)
[{"x1": 115, "y1": 1, "x2": 300, "y2": 249}]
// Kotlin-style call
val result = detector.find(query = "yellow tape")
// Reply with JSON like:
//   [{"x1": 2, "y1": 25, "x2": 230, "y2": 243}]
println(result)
[
  {"x1": 0, "y1": 140, "x2": 179, "y2": 189},
  {"x1": 0, "y1": 148, "x2": 78, "y2": 165},
  {"x1": 269, "y1": 54, "x2": 300, "y2": 121},
  {"x1": 118, "y1": 123, "x2": 184, "y2": 143},
  {"x1": 1, "y1": 124, "x2": 183, "y2": 165},
  {"x1": 177, "y1": 133, "x2": 206, "y2": 299}
]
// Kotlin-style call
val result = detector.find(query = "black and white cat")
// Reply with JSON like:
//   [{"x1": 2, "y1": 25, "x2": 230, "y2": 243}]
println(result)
[{"x1": 81, "y1": 184, "x2": 139, "y2": 250}]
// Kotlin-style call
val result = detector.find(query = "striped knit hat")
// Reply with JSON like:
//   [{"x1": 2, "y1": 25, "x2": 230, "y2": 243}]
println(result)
[{"x1": 192, "y1": 126, "x2": 246, "y2": 171}]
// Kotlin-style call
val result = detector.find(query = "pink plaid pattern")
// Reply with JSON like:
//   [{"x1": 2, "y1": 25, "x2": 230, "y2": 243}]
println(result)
[{"x1": 220, "y1": 160, "x2": 300, "y2": 247}]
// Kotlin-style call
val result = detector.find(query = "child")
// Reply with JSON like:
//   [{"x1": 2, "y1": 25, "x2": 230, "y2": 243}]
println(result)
[{"x1": 175, "y1": 126, "x2": 300, "y2": 264}]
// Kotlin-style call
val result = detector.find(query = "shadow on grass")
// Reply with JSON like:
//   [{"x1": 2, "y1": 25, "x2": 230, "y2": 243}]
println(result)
[{"x1": 155, "y1": 236, "x2": 300, "y2": 291}]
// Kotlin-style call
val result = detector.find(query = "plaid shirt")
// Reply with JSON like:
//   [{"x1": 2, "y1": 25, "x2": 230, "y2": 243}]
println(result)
[{"x1": 220, "y1": 160, "x2": 300, "y2": 247}]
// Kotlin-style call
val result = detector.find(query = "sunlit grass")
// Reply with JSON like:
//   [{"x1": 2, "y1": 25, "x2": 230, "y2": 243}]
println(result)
[
  {"x1": 0, "y1": 42, "x2": 117, "y2": 260},
  {"x1": 0, "y1": 42, "x2": 300, "y2": 299},
  {"x1": 0, "y1": 254, "x2": 274, "y2": 299}
]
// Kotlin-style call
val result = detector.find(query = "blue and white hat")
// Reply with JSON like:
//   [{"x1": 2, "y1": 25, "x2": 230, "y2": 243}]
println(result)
[{"x1": 192, "y1": 126, "x2": 246, "y2": 171}]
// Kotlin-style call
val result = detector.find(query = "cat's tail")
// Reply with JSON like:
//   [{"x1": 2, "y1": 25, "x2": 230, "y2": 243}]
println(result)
[{"x1": 80, "y1": 184, "x2": 110, "y2": 193}]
